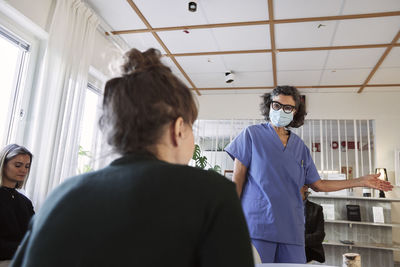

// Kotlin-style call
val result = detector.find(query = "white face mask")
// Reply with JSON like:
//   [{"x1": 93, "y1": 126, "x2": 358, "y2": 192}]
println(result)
[{"x1": 269, "y1": 109, "x2": 294, "y2": 127}]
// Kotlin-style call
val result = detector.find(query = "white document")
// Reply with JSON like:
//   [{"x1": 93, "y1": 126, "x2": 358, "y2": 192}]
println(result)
[
  {"x1": 321, "y1": 204, "x2": 335, "y2": 220},
  {"x1": 372, "y1": 206, "x2": 385, "y2": 223}
]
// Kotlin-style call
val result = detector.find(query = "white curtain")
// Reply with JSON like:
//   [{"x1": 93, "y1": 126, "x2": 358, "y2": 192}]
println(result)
[{"x1": 25, "y1": 0, "x2": 99, "y2": 209}]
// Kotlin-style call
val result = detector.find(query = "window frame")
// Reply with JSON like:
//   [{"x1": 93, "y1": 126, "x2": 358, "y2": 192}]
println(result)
[
  {"x1": 0, "y1": 7, "x2": 48, "y2": 146},
  {"x1": 86, "y1": 81, "x2": 103, "y2": 162},
  {"x1": 76, "y1": 79, "x2": 104, "y2": 174},
  {"x1": 0, "y1": 24, "x2": 30, "y2": 145}
]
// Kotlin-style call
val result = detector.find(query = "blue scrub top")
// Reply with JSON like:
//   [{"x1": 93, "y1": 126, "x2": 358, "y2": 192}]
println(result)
[{"x1": 225, "y1": 123, "x2": 320, "y2": 245}]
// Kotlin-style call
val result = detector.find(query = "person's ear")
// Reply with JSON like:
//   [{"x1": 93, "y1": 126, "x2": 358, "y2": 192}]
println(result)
[{"x1": 171, "y1": 117, "x2": 185, "y2": 146}]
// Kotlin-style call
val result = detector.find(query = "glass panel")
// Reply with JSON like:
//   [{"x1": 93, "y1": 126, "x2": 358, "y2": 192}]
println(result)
[
  {"x1": 194, "y1": 119, "x2": 375, "y2": 179},
  {"x1": 0, "y1": 34, "x2": 23, "y2": 145},
  {"x1": 77, "y1": 86, "x2": 101, "y2": 174}
]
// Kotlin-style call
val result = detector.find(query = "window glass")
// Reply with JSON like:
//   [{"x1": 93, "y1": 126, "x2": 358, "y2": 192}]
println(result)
[
  {"x1": 0, "y1": 27, "x2": 29, "y2": 145},
  {"x1": 77, "y1": 84, "x2": 102, "y2": 174}
]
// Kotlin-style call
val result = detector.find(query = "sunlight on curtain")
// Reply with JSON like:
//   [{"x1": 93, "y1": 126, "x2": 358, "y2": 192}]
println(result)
[{"x1": 25, "y1": 0, "x2": 99, "y2": 209}]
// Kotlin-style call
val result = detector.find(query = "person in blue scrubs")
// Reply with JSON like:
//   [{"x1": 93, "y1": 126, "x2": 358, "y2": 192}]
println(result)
[{"x1": 225, "y1": 85, "x2": 393, "y2": 263}]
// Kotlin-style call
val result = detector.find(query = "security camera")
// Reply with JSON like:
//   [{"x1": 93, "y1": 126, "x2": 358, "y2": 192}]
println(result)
[
  {"x1": 188, "y1": 1, "x2": 197, "y2": 12},
  {"x1": 225, "y1": 71, "x2": 234, "y2": 83}
]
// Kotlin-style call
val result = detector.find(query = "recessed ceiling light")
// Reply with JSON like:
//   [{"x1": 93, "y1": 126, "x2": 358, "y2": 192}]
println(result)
[
  {"x1": 225, "y1": 71, "x2": 234, "y2": 83},
  {"x1": 188, "y1": 1, "x2": 197, "y2": 12}
]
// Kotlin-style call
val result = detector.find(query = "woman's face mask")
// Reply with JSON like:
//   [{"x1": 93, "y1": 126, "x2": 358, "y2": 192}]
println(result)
[
  {"x1": 269, "y1": 108, "x2": 294, "y2": 127},
  {"x1": 269, "y1": 96, "x2": 296, "y2": 127}
]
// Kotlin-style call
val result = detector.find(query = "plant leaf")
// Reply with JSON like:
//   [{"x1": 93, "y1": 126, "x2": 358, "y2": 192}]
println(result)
[
  {"x1": 208, "y1": 165, "x2": 221, "y2": 173},
  {"x1": 197, "y1": 156, "x2": 207, "y2": 169},
  {"x1": 192, "y1": 144, "x2": 201, "y2": 160}
]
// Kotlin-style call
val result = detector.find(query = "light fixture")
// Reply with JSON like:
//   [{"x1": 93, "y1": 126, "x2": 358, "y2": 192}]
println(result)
[
  {"x1": 188, "y1": 1, "x2": 197, "y2": 12},
  {"x1": 225, "y1": 71, "x2": 234, "y2": 83},
  {"x1": 375, "y1": 168, "x2": 388, "y2": 198}
]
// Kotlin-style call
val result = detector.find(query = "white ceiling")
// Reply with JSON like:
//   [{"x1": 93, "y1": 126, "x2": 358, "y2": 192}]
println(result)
[{"x1": 86, "y1": 0, "x2": 400, "y2": 95}]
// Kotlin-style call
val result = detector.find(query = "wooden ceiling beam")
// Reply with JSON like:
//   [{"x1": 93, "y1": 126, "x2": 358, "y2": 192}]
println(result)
[
  {"x1": 196, "y1": 86, "x2": 275, "y2": 91},
  {"x1": 165, "y1": 44, "x2": 400, "y2": 57},
  {"x1": 107, "y1": 20, "x2": 269, "y2": 35},
  {"x1": 276, "y1": 11, "x2": 400, "y2": 24},
  {"x1": 267, "y1": 0, "x2": 277, "y2": 87},
  {"x1": 195, "y1": 84, "x2": 400, "y2": 91},
  {"x1": 168, "y1": 49, "x2": 273, "y2": 57},
  {"x1": 107, "y1": 11, "x2": 400, "y2": 36},
  {"x1": 364, "y1": 84, "x2": 400, "y2": 87},
  {"x1": 125, "y1": 0, "x2": 201, "y2": 96},
  {"x1": 278, "y1": 43, "x2": 400, "y2": 52},
  {"x1": 358, "y1": 30, "x2": 400, "y2": 93}
]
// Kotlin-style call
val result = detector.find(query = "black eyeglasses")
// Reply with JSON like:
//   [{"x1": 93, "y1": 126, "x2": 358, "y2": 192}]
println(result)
[{"x1": 271, "y1": 101, "x2": 296, "y2": 114}]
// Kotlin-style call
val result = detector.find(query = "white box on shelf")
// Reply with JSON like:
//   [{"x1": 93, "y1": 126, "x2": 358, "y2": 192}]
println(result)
[
  {"x1": 372, "y1": 206, "x2": 384, "y2": 223},
  {"x1": 321, "y1": 204, "x2": 335, "y2": 220}
]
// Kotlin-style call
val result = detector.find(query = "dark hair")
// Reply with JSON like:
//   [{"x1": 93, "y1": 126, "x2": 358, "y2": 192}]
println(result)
[
  {"x1": 0, "y1": 144, "x2": 33, "y2": 188},
  {"x1": 260, "y1": 85, "x2": 306, "y2": 128},
  {"x1": 99, "y1": 48, "x2": 198, "y2": 155}
]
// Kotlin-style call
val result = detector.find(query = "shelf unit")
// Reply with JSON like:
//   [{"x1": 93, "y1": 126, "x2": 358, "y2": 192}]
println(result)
[
  {"x1": 310, "y1": 194, "x2": 400, "y2": 202},
  {"x1": 323, "y1": 241, "x2": 400, "y2": 252},
  {"x1": 309, "y1": 194, "x2": 400, "y2": 267},
  {"x1": 325, "y1": 219, "x2": 400, "y2": 228}
]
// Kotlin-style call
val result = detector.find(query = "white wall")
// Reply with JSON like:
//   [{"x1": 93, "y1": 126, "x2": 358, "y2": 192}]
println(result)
[
  {"x1": 90, "y1": 31, "x2": 123, "y2": 79},
  {"x1": 5, "y1": 0, "x2": 54, "y2": 30}
]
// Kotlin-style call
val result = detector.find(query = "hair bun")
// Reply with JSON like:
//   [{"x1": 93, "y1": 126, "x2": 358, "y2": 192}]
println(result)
[{"x1": 122, "y1": 48, "x2": 163, "y2": 75}]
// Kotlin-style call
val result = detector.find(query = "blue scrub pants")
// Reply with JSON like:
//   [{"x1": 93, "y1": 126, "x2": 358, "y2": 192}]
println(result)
[{"x1": 252, "y1": 239, "x2": 306, "y2": 263}]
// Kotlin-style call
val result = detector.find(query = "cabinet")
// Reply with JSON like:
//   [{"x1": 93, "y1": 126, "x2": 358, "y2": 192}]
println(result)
[{"x1": 308, "y1": 194, "x2": 400, "y2": 267}]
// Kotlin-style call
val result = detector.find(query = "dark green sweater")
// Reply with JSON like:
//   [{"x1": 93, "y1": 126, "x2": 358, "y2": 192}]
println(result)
[{"x1": 12, "y1": 154, "x2": 253, "y2": 267}]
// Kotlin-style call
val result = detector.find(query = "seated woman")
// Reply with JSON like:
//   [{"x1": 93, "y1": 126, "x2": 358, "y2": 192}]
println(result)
[
  {"x1": 301, "y1": 185, "x2": 325, "y2": 263},
  {"x1": 11, "y1": 48, "x2": 254, "y2": 267},
  {"x1": 0, "y1": 144, "x2": 34, "y2": 267}
]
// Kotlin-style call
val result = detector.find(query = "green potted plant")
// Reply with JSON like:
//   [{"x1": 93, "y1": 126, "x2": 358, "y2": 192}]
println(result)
[{"x1": 192, "y1": 144, "x2": 221, "y2": 173}]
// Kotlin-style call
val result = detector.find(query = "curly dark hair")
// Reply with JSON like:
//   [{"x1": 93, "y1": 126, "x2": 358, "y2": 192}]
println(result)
[
  {"x1": 260, "y1": 85, "x2": 306, "y2": 128},
  {"x1": 99, "y1": 48, "x2": 198, "y2": 155}
]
